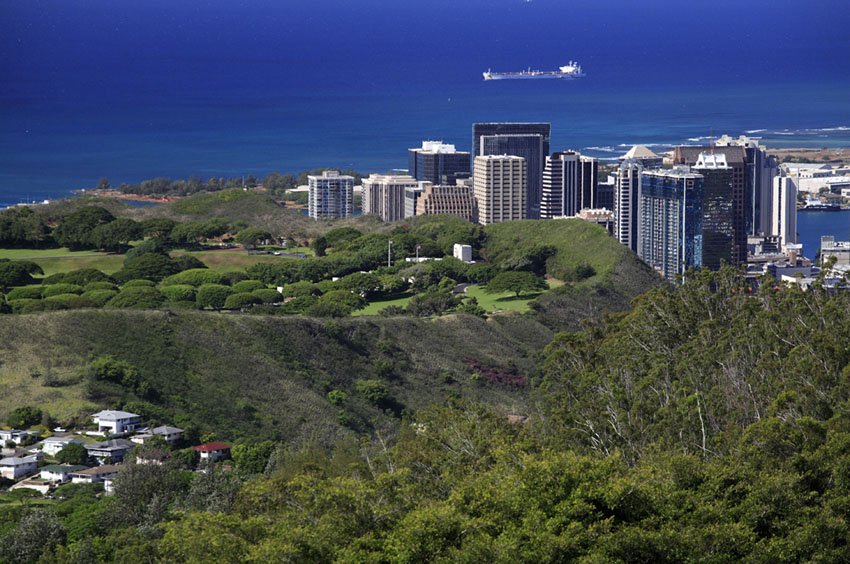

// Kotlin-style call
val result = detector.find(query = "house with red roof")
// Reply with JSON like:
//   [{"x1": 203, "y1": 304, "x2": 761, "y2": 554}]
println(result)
[{"x1": 191, "y1": 442, "x2": 231, "y2": 463}]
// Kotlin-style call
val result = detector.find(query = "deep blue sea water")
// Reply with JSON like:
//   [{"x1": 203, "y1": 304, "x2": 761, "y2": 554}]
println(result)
[{"x1": 2, "y1": 0, "x2": 849, "y2": 254}]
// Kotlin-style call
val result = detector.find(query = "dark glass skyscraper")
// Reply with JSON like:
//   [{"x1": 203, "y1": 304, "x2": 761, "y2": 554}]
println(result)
[
  {"x1": 639, "y1": 168, "x2": 704, "y2": 281},
  {"x1": 693, "y1": 154, "x2": 736, "y2": 269},
  {"x1": 408, "y1": 141, "x2": 471, "y2": 185},
  {"x1": 472, "y1": 123, "x2": 550, "y2": 219}
]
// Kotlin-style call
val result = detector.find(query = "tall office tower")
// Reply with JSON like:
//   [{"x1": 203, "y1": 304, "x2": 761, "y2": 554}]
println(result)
[
  {"x1": 472, "y1": 123, "x2": 550, "y2": 219},
  {"x1": 361, "y1": 174, "x2": 419, "y2": 222},
  {"x1": 596, "y1": 176, "x2": 616, "y2": 211},
  {"x1": 541, "y1": 152, "x2": 599, "y2": 218},
  {"x1": 579, "y1": 155, "x2": 599, "y2": 209},
  {"x1": 541, "y1": 151, "x2": 579, "y2": 218},
  {"x1": 620, "y1": 145, "x2": 664, "y2": 169},
  {"x1": 673, "y1": 145, "x2": 747, "y2": 264},
  {"x1": 404, "y1": 184, "x2": 424, "y2": 218},
  {"x1": 692, "y1": 153, "x2": 736, "y2": 269},
  {"x1": 773, "y1": 173, "x2": 798, "y2": 247},
  {"x1": 415, "y1": 182, "x2": 478, "y2": 222},
  {"x1": 408, "y1": 141, "x2": 471, "y2": 185},
  {"x1": 473, "y1": 155, "x2": 526, "y2": 225},
  {"x1": 614, "y1": 159, "x2": 642, "y2": 252},
  {"x1": 307, "y1": 170, "x2": 354, "y2": 220},
  {"x1": 715, "y1": 134, "x2": 779, "y2": 236},
  {"x1": 639, "y1": 168, "x2": 705, "y2": 282}
]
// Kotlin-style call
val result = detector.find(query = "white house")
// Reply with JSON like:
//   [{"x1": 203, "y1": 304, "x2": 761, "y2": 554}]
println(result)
[
  {"x1": 151, "y1": 426, "x2": 183, "y2": 444},
  {"x1": 91, "y1": 410, "x2": 141, "y2": 434},
  {"x1": 40, "y1": 464, "x2": 89, "y2": 484},
  {"x1": 0, "y1": 455, "x2": 39, "y2": 480},
  {"x1": 85, "y1": 439, "x2": 135, "y2": 464},
  {"x1": 41, "y1": 436, "x2": 85, "y2": 457},
  {"x1": 192, "y1": 442, "x2": 232, "y2": 463},
  {"x1": 453, "y1": 243, "x2": 473, "y2": 263},
  {"x1": 0, "y1": 429, "x2": 35, "y2": 446},
  {"x1": 69, "y1": 464, "x2": 120, "y2": 487},
  {"x1": 130, "y1": 433, "x2": 154, "y2": 445}
]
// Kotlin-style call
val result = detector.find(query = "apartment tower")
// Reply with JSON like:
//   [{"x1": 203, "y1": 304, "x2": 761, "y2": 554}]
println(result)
[
  {"x1": 614, "y1": 159, "x2": 642, "y2": 252},
  {"x1": 361, "y1": 174, "x2": 419, "y2": 222},
  {"x1": 473, "y1": 155, "x2": 526, "y2": 225},
  {"x1": 415, "y1": 182, "x2": 477, "y2": 222},
  {"x1": 307, "y1": 170, "x2": 354, "y2": 220}
]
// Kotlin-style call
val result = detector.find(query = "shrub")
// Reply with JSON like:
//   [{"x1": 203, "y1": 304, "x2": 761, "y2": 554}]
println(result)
[
  {"x1": 0, "y1": 259, "x2": 43, "y2": 288},
  {"x1": 105, "y1": 286, "x2": 165, "y2": 309},
  {"x1": 251, "y1": 288, "x2": 283, "y2": 304},
  {"x1": 303, "y1": 300, "x2": 351, "y2": 318},
  {"x1": 8, "y1": 298, "x2": 42, "y2": 314},
  {"x1": 80, "y1": 289, "x2": 118, "y2": 307},
  {"x1": 161, "y1": 284, "x2": 196, "y2": 302},
  {"x1": 6, "y1": 286, "x2": 43, "y2": 300},
  {"x1": 355, "y1": 379, "x2": 389, "y2": 406},
  {"x1": 162, "y1": 269, "x2": 225, "y2": 287},
  {"x1": 281, "y1": 281, "x2": 319, "y2": 298},
  {"x1": 43, "y1": 268, "x2": 111, "y2": 287},
  {"x1": 221, "y1": 271, "x2": 250, "y2": 286},
  {"x1": 122, "y1": 279, "x2": 156, "y2": 288},
  {"x1": 233, "y1": 280, "x2": 265, "y2": 293},
  {"x1": 42, "y1": 283, "x2": 84, "y2": 297},
  {"x1": 173, "y1": 255, "x2": 207, "y2": 272},
  {"x1": 327, "y1": 390, "x2": 348, "y2": 406},
  {"x1": 6, "y1": 405, "x2": 42, "y2": 428},
  {"x1": 84, "y1": 281, "x2": 117, "y2": 292},
  {"x1": 223, "y1": 292, "x2": 262, "y2": 310},
  {"x1": 196, "y1": 284, "x2": 234, "y2": 309}
]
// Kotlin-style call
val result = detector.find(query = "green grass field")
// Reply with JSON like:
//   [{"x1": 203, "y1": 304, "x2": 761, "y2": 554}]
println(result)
[
  {"x1": 1, "y1": 247, "x2": 313, "y2": 276},
  {"x1": 464, "y1": 284, "x2": 541, "y2": 313},
  {"x1": 354, "y1": 294, "x2": 413, "y2": 316}
]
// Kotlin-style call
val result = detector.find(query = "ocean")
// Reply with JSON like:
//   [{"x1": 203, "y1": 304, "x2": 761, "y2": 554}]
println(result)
[{"x1": 2, "y1": 0, "x2": 849, "y2": 256}]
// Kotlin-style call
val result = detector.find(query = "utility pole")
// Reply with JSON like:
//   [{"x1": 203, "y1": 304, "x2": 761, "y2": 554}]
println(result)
[
  {"x1": 388, "y1": 240, "x2": 394, "y2": 268},
  {"x1": 415, "y1": 244, "x2": 421, "y2": 262}
]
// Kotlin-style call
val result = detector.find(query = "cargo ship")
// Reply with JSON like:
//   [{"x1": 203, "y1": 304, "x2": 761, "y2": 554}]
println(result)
[{"x1": 483, "y1": 61, "x2": 585, "y2": 81}]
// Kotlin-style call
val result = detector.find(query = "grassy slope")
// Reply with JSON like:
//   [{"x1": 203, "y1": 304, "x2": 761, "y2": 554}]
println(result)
[
  {"x1": 482, "y1": 219, "x2": 664, "y2": 330},
  {"x1": 0, "y1": 310, "x2": 551, "y2": 444}
]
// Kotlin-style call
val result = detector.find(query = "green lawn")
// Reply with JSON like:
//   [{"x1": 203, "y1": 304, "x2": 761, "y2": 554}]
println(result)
[
  {"x1": 463, "y1": 284, "x2": 543, "y2": 313},
  {"x1": 0, "y1": 248, "x2": 126, "y2": 275},
  {"x1": 354, "y1": 294, "x2": 414, "y2": 316},
  {"x1": 1, "y1": 246, "x2": 312, "y2": 276}
]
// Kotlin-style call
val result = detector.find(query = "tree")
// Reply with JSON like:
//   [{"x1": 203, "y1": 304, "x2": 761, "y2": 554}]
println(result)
[
  {"x1": 115, "y1": 253, "x2": 179, "y2": 283},
  {"x1": 105, "y1": 286, "x2": 165, "y2": 309},
  {"x1": 0, "y1": 259, "x2": 43, "y2": 289},
  {"x1": 235, "y1": 227, "x2": 272, "y2": 250},
  {"x1": 141, "y1": 218, "x2": 177, "y2": 240},
  {"x1": 485, "y1": 271, "x2": 547, "y2": 297},
  {"x1": 355, "y1": 379, "x2": 389, "y2": 405},
  {"x1": 231, "y1": 441, "x2": 276, "y2": 475},
  {"x1": 196, "y1": 284, "x2": 235, "y2": 309},
  {"x1": 6, "y1": 405, "x2": 42, "y2": 428},
  {"x1": 56, "y1": 442, "x2": 89, "y2": 465},
  {"x1": 223, "y1": 292, "x2": 262, "y2": 310},
  {"x1": 339, "y1": 272, "x2": 381, "y2": 298},
  {"x1": 0, "y1": 509, "x2": 66, "y2": 564},
  {"x1": 53, "y1": 206, "x2": 115, "y2": 250},
  {"x1": 96, "y1": 177, "x2": 111, "y2": 190},
  {"x1": 312, "y1": 236, "x2": 329, "y2": 257},
  {"x1": 89, "y1": 218, "x2": 144, "y2": 252}
]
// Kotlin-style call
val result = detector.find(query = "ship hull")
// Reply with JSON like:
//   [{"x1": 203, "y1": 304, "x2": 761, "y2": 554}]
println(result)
[{"x1": 483, "y1": 73, "x2": 585, "y2": 81}]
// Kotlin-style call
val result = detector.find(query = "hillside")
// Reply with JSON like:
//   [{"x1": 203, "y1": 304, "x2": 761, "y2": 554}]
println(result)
[{"x1": 0, "y1": 310, "x2": 551, "y2": 443}]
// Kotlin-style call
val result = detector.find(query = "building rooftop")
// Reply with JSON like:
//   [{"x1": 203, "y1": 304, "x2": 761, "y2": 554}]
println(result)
[
  {"x1": 0, "y1": 455, "x2": 38, "y2": 465},
  {"x1": 70, "y1": 464, "x2": 121, "y2": 477},
  {"x1": 86, "y1": 439, "x2": 134, "y2": 451},
  {"x1": 41, "y1": 464, "x2": 89, "y2": 474},
  {"x1": 413, "y1": 141, "x2": 466, "y2": 154},
  {"x1": 192, "y1": 442, "x2": 232, "y2": 452},
  {"x1": 695, "y1": 152, "x2": 730, "y2": 169},
  {"x1": 151, "y1": 426, "x2": 183, "y2": 435},
  {"x1": 92, "y1": 410, "x2": 140, "y2": 421},
  {"x1": 620, "y1": 145, "x2": 660, "y2": 160},
  {"x1": 675, "y1": 145, "x2": 745, "y2": 164}
]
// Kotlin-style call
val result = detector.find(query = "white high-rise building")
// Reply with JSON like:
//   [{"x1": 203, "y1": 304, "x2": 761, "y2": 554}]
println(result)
[
  {"x1": 308, "y1": 170, "x2": 354, "y2": 220},
  {"x1": 361, "y1": 174, "x2": 419, "y2": 222},
  {"x1": 773, "y1": 173, "x2": 798, "y2": 247},
  {"x1": 614, "y1": 159, "x2": 642, "y2": 252},
  {"x1": 473, "y1": 155, "x2": 526, "y2": 225},
  {"x1": 541, "y1": 151, "x2": 579, "y2": 218}
]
